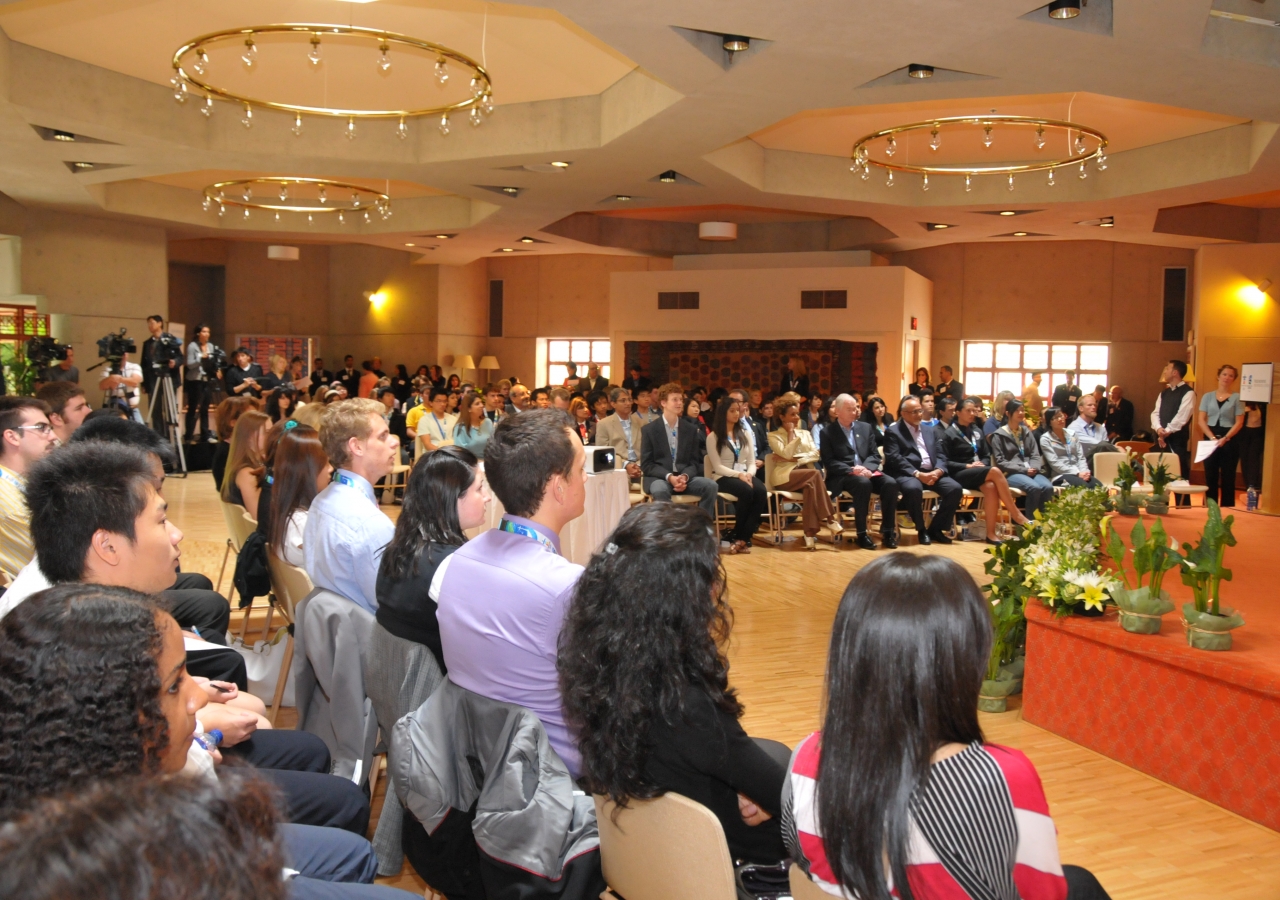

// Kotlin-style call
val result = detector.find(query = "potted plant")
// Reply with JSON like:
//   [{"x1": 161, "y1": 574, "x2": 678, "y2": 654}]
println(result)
[
  {"x1": 1145, "y1": 455, "x2": 1174, "y2": 516},
  {"x1": 1113, "y1": 453, "x2": 1143, "y2": 516},
  {"x1": 1106, "y1": 517, "x2": 1178, "y2": 633},
  {"x1": 980, "y1": 528, "x2": 1036, "y2": 712},
  {"x1": 1179, "y1": 500, "x2": 1245, "y2": 651}
]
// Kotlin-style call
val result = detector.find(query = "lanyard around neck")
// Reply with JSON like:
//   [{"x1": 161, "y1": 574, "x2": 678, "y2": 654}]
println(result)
[{"x1": 499, "y1": 518, "x2": 558, "y2": 554}]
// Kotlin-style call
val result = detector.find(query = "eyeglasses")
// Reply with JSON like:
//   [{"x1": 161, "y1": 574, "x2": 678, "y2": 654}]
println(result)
[{"x1": 13, "y1": 423, "x2": 53, "y2": 436}]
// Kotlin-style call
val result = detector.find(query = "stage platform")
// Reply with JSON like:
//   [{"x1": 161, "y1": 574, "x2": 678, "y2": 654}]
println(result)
[{"x1": 1023, "y1": 507, "x2": 1280, "y2": 831}]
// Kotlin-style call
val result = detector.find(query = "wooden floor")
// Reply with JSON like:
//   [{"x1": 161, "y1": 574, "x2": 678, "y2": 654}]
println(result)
[{"x1": 164, "y1": 472, "x2": 1280, "y2": 900}]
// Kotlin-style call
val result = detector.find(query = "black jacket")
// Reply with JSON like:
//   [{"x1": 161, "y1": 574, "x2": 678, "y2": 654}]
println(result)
[
  {"x1": 640, "y1": 415, "x2": 705, "y2": 481},
  {"x1": 1107, "y1": 398, "x2": 1135, "y2": 441},
  {"x1": 309, "y1": 368, "x2": 334, "y2": 396},
  {"x1": 621, "y1": 375, "x2": 651, "y2": 394},
  {"x1": 819, "y1": 419, "x2": 883, "y2": 477},
  {"x1": 779, "y1": 372, "x2": 810, "y2": 399},
  {"x1": 883, "y1": 419, "x2": 945, "y2": 479},
  {"x1": 739, "y1": 412, "x2": 770, "y2": 462},
  {"x1": 936, "y1": 379, "x2": 965, "y2": 403},
  {"x1": 937, "y1": 422, "x2": 991, "y2": 476},
  {"x1": 337, "y1": 367, "x2": 361, "y2": 398},
  {"x1": 224, "y1": 363, "x2": 265, "y2": 398},
  {"x1": 141, "y1": 335, "x2": 182, "y2": 392}
]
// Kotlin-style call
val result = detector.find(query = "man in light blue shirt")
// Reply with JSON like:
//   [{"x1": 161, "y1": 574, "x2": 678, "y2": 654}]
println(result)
[
  {"x1": 305, "y1": 398, "x2": 398, "y2": 614},
  {"x1": 1065, "y1": 393, "x2": 1118, "y2": 465}
]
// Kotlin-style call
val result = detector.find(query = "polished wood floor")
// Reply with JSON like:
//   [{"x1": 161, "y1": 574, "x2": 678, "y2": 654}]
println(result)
[{"x1": 164, "y1": 472, "x2": 1280, "y2": 900}]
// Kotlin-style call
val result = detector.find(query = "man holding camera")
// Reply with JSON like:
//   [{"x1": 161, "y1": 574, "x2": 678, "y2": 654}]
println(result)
[
  {"x1": 141, "y1": 315, "x2": 183, "y2": 432},
  {"x1": 98, "y1": 350, "x2": 145, "y2": 423}
]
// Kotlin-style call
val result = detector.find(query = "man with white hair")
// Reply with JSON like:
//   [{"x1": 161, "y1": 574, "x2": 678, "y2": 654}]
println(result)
[{"x1": 819, "y1": 394, "x2": 900, "y2": 550}]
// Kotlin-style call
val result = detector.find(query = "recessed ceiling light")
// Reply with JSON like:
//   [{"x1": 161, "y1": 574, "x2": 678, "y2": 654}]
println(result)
[
  {"x1": 52, "y1": 130, "x2": 76, "y2": 142},
  {"x1": 404, "y1": 243, "x2": 415, "y2": 247},
  {"x1": 998, "y1": 210, "x2": 1017, "y2": 216},
  {"x1": 1013, "y1": 231, "x2": 1029, "y2": 237},
  {"x1": 925, "y1": 223, "x2": 952, "y2": 230},
  {"x1": 614, "y1": 194, "x2": 633, "y2": 202},
  {"x1": 722, "y1": 34, "x2": 750, "y2": 53},
  {"x1": 1048, "y1": 0, "x2": 1081, "y2": 19},
  {"x1": 908, "y1": 64, "x2": 934, "y2": 79},
  {"x1": 71, "y1": 161, "x2": 94, "y2": 169},
  {"x1": 519, "y1": 237, "x2": 535, "y2": 243},
  {"x1": 659, "y1": 170, "x2": 678, "y2": 183},
  {"x1": 1099, "y1": 217, "x2": 1115, "y2": 227},
  {"x1": 433, "y1": 234, "x2": 453, "y2": 239},
  {"x1": 500, "y1": 247, "x2": 514, "y2": 252},
  {"x1": 549, "y1": 161, "x2": 570, "y2": 168},
  {"x1": 500, "y1": 186, "x2": 520, "y2": 195}
]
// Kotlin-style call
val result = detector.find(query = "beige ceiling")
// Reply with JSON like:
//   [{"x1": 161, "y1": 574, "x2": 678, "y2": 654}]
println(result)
[{"x1": 595, "y1": 204, "x2": 842, "y2": 224}]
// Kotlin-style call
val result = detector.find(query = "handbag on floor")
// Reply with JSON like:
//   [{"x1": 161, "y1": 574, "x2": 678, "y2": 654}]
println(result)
[
  {"x1": 735, "y1": 860, "x2": 792, "y2": 900},
  {"x1": 229, "y1": 626, "x2": 294, "y2": 707}
]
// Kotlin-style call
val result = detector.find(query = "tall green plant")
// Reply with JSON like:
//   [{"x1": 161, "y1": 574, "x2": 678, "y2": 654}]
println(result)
[
  {"x1": 0, "y1": 343, "x2": 36, "y2": 396},
  {"x1": 1106, "y1": 516, "x2": 1180, "y2": 594},
  {"x1": 1180, "y1": 500, "x2": 1236, "y2": 616},
  {"x1": 1146, "y1": 456, "x2": 1174, "y2": 498}
]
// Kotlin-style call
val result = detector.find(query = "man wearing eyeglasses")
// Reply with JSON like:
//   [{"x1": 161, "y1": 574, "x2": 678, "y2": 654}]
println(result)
[{"x1": 0, "y1": 397, "x2": 57, "y2": 578}]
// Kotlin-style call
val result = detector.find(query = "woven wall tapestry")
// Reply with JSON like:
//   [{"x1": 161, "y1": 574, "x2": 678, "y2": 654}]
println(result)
[{"x1": 624, "y1": 339, "x2": 877, "y2": 397}]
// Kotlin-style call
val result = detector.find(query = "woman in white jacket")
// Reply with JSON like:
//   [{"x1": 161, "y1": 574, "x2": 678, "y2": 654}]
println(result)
[
  {"x1": 706, "y1": 398, "x2": 768, "y2": 554},
  {"x1": 767, "y1": 399, "x2": 843, "y2": 550}
]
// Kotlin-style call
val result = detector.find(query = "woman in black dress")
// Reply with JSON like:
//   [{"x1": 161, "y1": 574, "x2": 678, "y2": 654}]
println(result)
[
  {"x1": 779, "y1": 357, "x2": 810, "y2": 400},
  {"x1": 909, "y1": 367, "x2": 932, "y2": 397},
  {"x1": 937, "y1": 396, "x2": 1030, "y2": 543}
]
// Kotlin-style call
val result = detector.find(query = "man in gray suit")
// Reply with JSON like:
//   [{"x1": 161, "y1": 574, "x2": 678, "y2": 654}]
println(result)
[{"x1": 593, "y1": 387, "x2": 644, "y2": 481}]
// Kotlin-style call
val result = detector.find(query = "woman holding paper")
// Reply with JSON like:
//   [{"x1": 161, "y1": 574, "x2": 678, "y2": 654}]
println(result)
[{"x1": 1197, "y1": 364, "x2": 1245, "y2": 507}]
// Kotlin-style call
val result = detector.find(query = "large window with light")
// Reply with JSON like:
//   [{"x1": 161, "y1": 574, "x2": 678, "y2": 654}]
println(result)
[
  {"x1": 546, "y1": 339, "x2": 610, "y2": 387},
  {"x1": 962, "y1": 342, "x2": 1109, "y2": 403}
]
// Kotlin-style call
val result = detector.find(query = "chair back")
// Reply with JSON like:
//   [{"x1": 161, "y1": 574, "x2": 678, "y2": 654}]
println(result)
[
  {"x1": 790, "y1": 865, "x2": 832, "y2": 900},
  {"x1": 1091, "y1": 451, "x2": 1127, "y2": 488},
  {"x1": 221, "y1": 502, "x2": 256, "y2": 552},
  {"x1": 1144, "y1": 450, "x2": 1181, "y2": 479},
  {"x1": 266, "y1": 549, "x2": 313, "y2": 620},
  {"x1": 594, "y1": 793, "x2": 737, "y2": 900}
]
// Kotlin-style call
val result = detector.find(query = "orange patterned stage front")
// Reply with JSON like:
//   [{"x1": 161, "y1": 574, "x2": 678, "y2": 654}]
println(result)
[{"x1": 1022, "y1": 507, "x2": 1280, "y2": 831}]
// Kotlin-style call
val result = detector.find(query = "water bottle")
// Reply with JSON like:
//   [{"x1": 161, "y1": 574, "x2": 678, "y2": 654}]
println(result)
[
  {"x1": 1247, "y1": 488, "x2": 1258, "y2": 511},
  {"x1": 193, "y1": 729, "x2": 223, "y2": 753}
]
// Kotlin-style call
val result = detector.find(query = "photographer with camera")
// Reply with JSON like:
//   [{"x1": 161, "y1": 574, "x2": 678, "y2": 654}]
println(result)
[
  {"x1": 38, "y1": 346, "x2": 78, "y2": 386},
  {"x1": 141, "y1": 315, "x2": 183, "y2": 431},
  {"x1": 98, "y1": 347, "x2": 144, "y2": 424},
  {"x1": 184, "y1": 324, "x2": 222, "y2": 444},
  {"x1": 224, "y1": 347, "x2": 264, "y2": 400}
]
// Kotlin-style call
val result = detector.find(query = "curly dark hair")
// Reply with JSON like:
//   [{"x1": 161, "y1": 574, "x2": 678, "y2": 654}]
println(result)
[
  {"x1": 0, "y1": 584, "x2": 167, "y2": 820},
  {"x1": 557, "y1": 503, "x2": 739, "y2": 808},
  {"x1": 0, "y1": 771, "x2": 286, "y2": 900}
]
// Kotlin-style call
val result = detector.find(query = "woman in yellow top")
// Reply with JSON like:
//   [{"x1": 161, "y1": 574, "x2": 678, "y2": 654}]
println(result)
[{"x1": 768, "y1": 399, "x2": 842, "y2": 549}]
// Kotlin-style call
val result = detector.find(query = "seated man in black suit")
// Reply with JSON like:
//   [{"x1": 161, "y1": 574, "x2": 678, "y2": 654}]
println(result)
[
  {"x1": 820, "y1": 394, "x2": 899, "y2": 550},
  {"x1": 639, "y1": 382, "x2": 718, "y2": 516},
  {"x1": 883, "y1": 396, "x2": 963, "y2": 545},
  {"x1": 729, "y1": 388, "x2": 768, "y2": 483}
]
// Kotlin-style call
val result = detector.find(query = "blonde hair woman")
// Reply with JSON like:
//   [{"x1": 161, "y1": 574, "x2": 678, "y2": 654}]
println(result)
[
  {"x1": 220, "y1": 409, "x2": 270, "y2": 513},
  {"x1": 768, "y1": 399, "x2": 842, "y2": 550}
]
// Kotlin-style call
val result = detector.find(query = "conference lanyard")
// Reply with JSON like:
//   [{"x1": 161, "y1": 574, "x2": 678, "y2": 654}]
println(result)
[
  {"x1": 430, "y1": 414, "x2": 447, "y2": 439},
  {"x1": 0, "y1": 467, "x2": 23, "y2": 495},
  {"x1": 499, "y1": 518, "x2": 559, "y2": 555}
]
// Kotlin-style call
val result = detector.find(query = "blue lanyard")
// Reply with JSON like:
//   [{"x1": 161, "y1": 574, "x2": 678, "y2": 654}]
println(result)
[
  {"x1": 728, "y1": 438, "x2": 740, "y2": 462},
  {"x1": 0, "y1": 467, "x2": 23, "y2": 495},
  {"x1": 335, "y1": 472, "x2": 359, "y2": 489},
  {"x1": 499, "y1": 518, "x2": 558, "y2": 555},
  {"x1": 431, "y1": 414, "x2": 447, "y2": 439}
]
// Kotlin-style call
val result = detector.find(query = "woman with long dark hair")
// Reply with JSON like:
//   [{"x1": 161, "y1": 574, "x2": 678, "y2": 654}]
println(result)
[
  {"x1": 683, "y1": 396, "x2": 709, "y2": 442},
  {"x1": 559, "y1": 503, "x2": 788, "y2": 865},
  {"x1": 220, "y1": 409, "x2": 270, "y2": 512},
  {"x1": 446, "y1": 373, "x2": 462, "y2": 392},
  {"x1": 452, "y1": 390, "x2": 493, "y2": 458},
  {"x1": 990, "y1": 399, "x2": 1054, "y2": 519},
  {"x1": 265, "y1": 385, "x2": 297, "y2": 423},
  {"x1": 860, "y1": 395, "x2": 894, "y2": 445},
  {"x1": 784, "y1": 554, "x2": 1105, "y2": 900},
  {"x1": 938, "y1": 396, "x2": 1031, "y2": 542},
  {"x1": 267, "y1": 424, "x2": 332, "y2": 567},
  {"x1": 183, "y1": 323, "x2": 218, "y2": 443},
  {"x1": 909, "y1": 367, "x2": 932, "y2": 397},
  {"x1": 391, "y1": 364, "x2": 413, "y2": 405},
  {"x1": 375, "y1": 446, "x2": 486, "y2": 671},
  {"x1": 707, "y1": 397, "x2": 767, "y2": 553}
]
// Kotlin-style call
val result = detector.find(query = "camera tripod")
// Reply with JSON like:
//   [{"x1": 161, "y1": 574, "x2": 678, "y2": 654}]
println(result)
[{"x1": 146, "y1": 371, "x2": 188, "y2": 476}]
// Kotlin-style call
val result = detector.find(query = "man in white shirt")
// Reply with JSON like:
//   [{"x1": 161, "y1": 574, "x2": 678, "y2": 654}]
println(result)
[
  {"x1": 305, "y1": 399, "x2": 398, "y2": 613},
  {"x1": 98, "y1": 351, "x2": 145, "y2": 423},
  {"x1": 1151, "y1": 359, "x2": 1196, "y2": 506},
  {"x1": 593, "y1": 387, "x2": 643, "y2": 480},
  {"x1": 409, "y1": 388, "x2": 455, "y2": 454}
]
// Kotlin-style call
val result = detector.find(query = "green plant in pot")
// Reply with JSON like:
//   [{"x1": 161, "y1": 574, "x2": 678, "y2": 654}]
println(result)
[
  {"x1": 1179, "y1": 500, "x2": 1244, "y2": 651},
  {"x1": 980, "y1": 531, "x2": 1035, "y2": 712},
  {"x1": 1106, "y1": 516, "x2": 1178, "y2": 634},
  {"x1": 1113, "y1": 453, "x2": 1143, "y2": 516},
  {"x1": 1144, "y1": 455, "x2": 1175, "y2": 516}
]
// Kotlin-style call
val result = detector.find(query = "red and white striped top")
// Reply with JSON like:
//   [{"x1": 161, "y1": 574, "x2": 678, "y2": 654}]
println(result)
[{"x1": 784, "y1": 732, "x2": 1067, "y2": 900}]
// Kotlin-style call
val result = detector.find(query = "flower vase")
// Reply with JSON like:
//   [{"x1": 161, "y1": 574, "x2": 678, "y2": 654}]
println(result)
[
  {"x1": 978, "y1": 673, "x2": 1020, "y2": 712},
  {"x1": 1181, "y1": 602, "x2": 1245, "y2": 651},
  {"x1": 1116, "y1": 492, "x2": 1141, "y2": 516},
  {"x1": 1112, "y1": 586, "x2": 1175, "y2": 634},
  {"x1": 1145, "y1": 493, "x2": 1169, "y2": 516}
]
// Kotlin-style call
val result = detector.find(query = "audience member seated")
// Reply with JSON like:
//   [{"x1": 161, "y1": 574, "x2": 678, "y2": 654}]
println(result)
[
  {"x1": 34, "y1": 381, "x2": 91, "y2": 445},
  {"x1": 267, "y1": 385, "x2": 299, "y2": 423},
  {"x1": 305, "y1": 399, "x2": 397, "y2": 614},
  {"x1": 267, "y1": 425, "x2": 331, "y2": 568},
  {"x1": 0, "y1": 585, "x2": 414, "y2": 900},
  {"x1": 452, "y1": 389, "x2": 494, "y2": 458},
  {"x1": 0, "y1": 397, "x2": 56, "y2": 578},
  {"x1": 804, "y1": 393, "x2": 827, "y2": 433},
  {"x1": 569, "y1": 396, "x2": 593, "y2": 443},
  {"x1": 1067, "y1": 392, "x2": 1119, "y2": 464},
  {"x1": 984, "y1": 390, "x2": 1016, "y2": 437},
  {"x1": 1041, "y1": 406, "x2": 1100, "y2": 489},
  {"x1": 407, "y1": 388, "x2": 454, "y2": 453},
  {"x1": 635, "y1": 387, "x2": 659, "y2": 423},
  {"x1": 640, "y1": 383, "x2": 718, "y2": 516},
  {"x1": 376, "y1": 387, "x2": 408, "y2": 452},
  {"x1": 937, "y1": 394, "x2": 957, "y2": 429},
  {"x1": 707, "y1": 398, "x2": 768, "y2": 553},
  {"x1": 254, "y1": 420, "x2": 289, "y2": 532},
  {"x1": 783, "y1": 553, "x2": 1109, "y2": 900},
  {"x1": 820, "y1": 395, "x2": 898, "y2": 551},
  {"x1": 990, "y1": 400, "x2": 1055, "y2": 519},
  {"x1": 593, "y1": 387, "x2": 643, "y2": 480},
  {"x1": 918, "y1": 390, "x2": 939, "y2": 427},
  {"x1": 883, "y1": 397, "x2": 962, "y2": 545},
  {"x1": 508, "y1": 382, "x2": 531, "y2": 413},
  {"x1": 587, "y1": 390, "x2": 611, "y2": 429},
  {"x1": 548, "y1": 386, "x2": 571, "y2": 411},
  {"x1": 559, "y1": 503, "x2": 789, "y2": 865},
  {"x1": 375, "y1": 446, "x2": 486, "y2": 674},
  {"x1": 435, "y1": 409, "x2": 587, "y2": 775},
  {"x1": 938, "y1": 397, "x2": 1032, "y2": 542},
  {"x1": 728, "y1": 389, "x2": 768, "y2": 482},
  {"x1": 1106, "y1": 384, "x2": 1134, "y2": 441},
  {"x1": 531, "y1": 387, "x2": 550, "y2": 409},
  {"x1": 768, "y1": 399, "x2": 841, "y2": 550},
  {"x1": 220, "y1": 409, "x2": 270, "y2": 514},
  {"x1": 683, "y1": 396, "x2": 709, "y2": 441},
  {"x1": 859, "y1": 394, "x2": 894, "y2": 445},
  {"x1": 224, "y1": 347, "x2": 265, "y2": 399}
]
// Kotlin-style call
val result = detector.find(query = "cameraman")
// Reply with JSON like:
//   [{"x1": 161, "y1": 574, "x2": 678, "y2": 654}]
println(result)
[
  {"x1": 98, "y1": 350, "x2": 145, "y2": 423},
  {"x1": 184, "y1": 324, "x2": 220, "y2": 444},
  {"x1": 141, "y1": 315, "x2": 182, "y2": 431},
  {"x1": 38, "y1": 346, "x2": 79, "y2": 386}
]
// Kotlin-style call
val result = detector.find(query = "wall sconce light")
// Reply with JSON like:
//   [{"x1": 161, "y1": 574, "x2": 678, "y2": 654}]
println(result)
[
  {"x1": 1239, "y1": 279, "x2": 1272, "y2": 310},
  {"x1": 1259, "y1": 278, "x2": 1273, "y2": 294},
  {"x1": 363, "y1": 290, "x2": 388, "y2": 308}
]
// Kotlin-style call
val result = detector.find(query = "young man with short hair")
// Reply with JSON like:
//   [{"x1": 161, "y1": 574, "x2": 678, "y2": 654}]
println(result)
[
  {"x1": 305, "y1": 399, "x2": 397, "y2": 613},
  {"x1": 919, "y1": 390, "x2": 939, "y2": 427},
  {"x1": 483, "y1": 384, "x2": 505, "y2": 423},
  {"x1": 35, "y1": 381, "x2": 90, "y2": 444},
  {"x1": 532, "y1": 387, "x2": 550, "y2": 409},
  {"x1": 0, "y1": 397, "x2": 56, "y2": 577},
  {"x1": 435, "y1": 409, "x2": 587, "y2": 775},
  {"x1": 639, "y1": 383, "x2": 719, "y2": 515},
  {"x1": 407, "y1": 387, "x2": 454, "y2": 452},
  {"x1": 1152, "y1": 359, "x2": 1195, "y2": 507},
  {"x1": 593, "y1": 387, "x2": 643, "y2": 479}
]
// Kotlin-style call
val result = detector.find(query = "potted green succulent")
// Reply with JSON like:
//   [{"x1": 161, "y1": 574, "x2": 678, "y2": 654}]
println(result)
[
  {"x1": 1179, "y1": 500, "x2": 1245, "y2": 651},
  {"x1": 1106, "y1": 516, "x2": 1178, "y2": 633},
  {"x1": 1144, "y1": 455, "x2": 1174, "y2": 516},
  {"x1": 1113, "y1": 453, "x2": 1143, "y2": 516}
]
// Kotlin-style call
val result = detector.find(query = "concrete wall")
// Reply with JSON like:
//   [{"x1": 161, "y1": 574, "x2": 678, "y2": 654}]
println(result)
[{"x1": 891, "y1": 240, "x2": 1195, "y2": 421}]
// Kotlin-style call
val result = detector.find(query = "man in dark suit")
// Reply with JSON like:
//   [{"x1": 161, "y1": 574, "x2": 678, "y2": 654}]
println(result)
[
  {"x1": 729, "y1": 389, "x2": 768, "y2": 483},
  {"x1": 820, "y1": 394, "x2": 900, "y2": 549},
  {"x1": 337, "y1": 355, "x2": 361, "y2": 399},
  {"x1": 1052, "y1": 372, "x2": 1083, "y2": 420},
  {"x1": 621, "y1": 364, "x2": 651, "y2": 396},
  {"x1": 883, "y1": 395, "x2": 963, "y2": 545},
  {"x1": 585, "y1": 364, "x2": 609, "y2": 394},
  {"x1": 935, "y1": 366, "x2": 964, "y2": 403},
  {"x1": 639, "y1": 382, "x2": 718, "y2": 515},
  {"x1": 140, "y1": 315, "x2": 182, "y2": 431},
  {"x1": 308, "y1": 357, "x2": 333, "y2": 398},
  {"x1": 1106, "y1": 384, "x2": 1135, "y2": 441}
]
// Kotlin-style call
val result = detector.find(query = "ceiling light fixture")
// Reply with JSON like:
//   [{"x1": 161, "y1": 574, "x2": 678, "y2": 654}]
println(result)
[
  {"x1": 201, "y1": 177, "x2": 390, "y2": 222},
  {"x1": 850, "y1": 115, "x2": 1108, "y2": 191},
  {"x1": 999, "y1": 210, "x2": 1017, "y2": 216},
  {"x1": 405, "y1": 242, "x2": 415, "y2": 247},
  {"x1": 52, "y1": 130, "x2": 76, "y2": 142},
  {"x1": 171, "y1": 24, "x2": 494, "y2": 140},
  {"x1": 907, "y1": 64, "x2": 934, "y2": 79},
  {"x1": 722, "y1": 35, "x2": 750, "y2": 53},
  {"x1": 1013, "y1": 231, "x2": 1029, "y2": 237},
  {"x1": 659, "y1": 170, "x2": 678, "y2": 183},
  {"x1": 549, "y1": 161, "x2": 571, "y2": 168},
  {"x1": 519, "y1": 237, "x2": 535, "y2": 243},
  {"x1": 71, "y1": 161, "x2": 94, "y2": 169},
  {"x1": 1048, "y1": 0, "x2": 1081, "y2": 19},
  {"x1": 500, "y1": 186, "x2": 520, "y2": 195},
  {"x1": 500, "y1": 247, "x2": 514, "y2": 252},
  {"x1": 1099, "y1": 216, "x2": 1114, "y2": 227},
  {"x1": 925, "y1": 223, "x2": 952, "y2": 230},
  {"x1": 614, "y1": 194, "x2": 633, "y2": 201},
  {"x1": 433, "y1": 234, "x2": 454, "y2": 239}
]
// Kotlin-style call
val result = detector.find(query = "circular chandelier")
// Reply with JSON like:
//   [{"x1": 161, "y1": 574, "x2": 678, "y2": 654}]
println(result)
[
  {"x1": 850, "y1": 115, "x2": 1108, "y2": 191},
  {"x1": 171, "y1": 24, "x2": 494, "y2": 138},
  {"x1": 202, "y1": 177, "x2": 392, "y2": 225}
]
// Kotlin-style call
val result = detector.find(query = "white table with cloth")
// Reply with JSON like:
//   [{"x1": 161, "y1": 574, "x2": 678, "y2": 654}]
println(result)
[{"x1": 464, "y1": 467, "x2": 632, "y2": 566}]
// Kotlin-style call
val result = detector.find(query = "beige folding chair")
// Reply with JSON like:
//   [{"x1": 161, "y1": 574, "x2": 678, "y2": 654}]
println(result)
[
  {"x1": 380, "y1": 463, "x2": 411, "y2": 504},
  {"x1": 264, "y1": 547, "x2": 313, "y2": 724},
  {"x1": 764, "y1": 455, "x2": 805, "y2": 545},
  {"x1": 703, "y1": 453, "x2": 739, "y2": 536},
  {"x1": 790, "y1": 864, "x2": 832, "y2": 900},
  {"x1": 595, "y1": 793, "x2": 737, "y2": 900},
  {"x1": 1092, "y1": 451, "x2": 1152, "y2": 494},
  {"x1": 1144, "y1": 451, "x2": 1208, "y2": 507},
  {"x1": 639, "y1": 470, "x2": 702, "y2": 506},
  {"x1": 217, "y1": 501, "x2": 255, "y2": 593}
]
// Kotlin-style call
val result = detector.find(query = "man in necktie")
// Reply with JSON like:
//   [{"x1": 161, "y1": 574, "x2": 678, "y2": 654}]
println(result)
[{"x1": 820, "y1": 394, "x2": 899, "y2": 549}]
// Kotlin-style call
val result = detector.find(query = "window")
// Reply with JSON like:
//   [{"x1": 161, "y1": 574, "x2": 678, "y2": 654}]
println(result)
[
  {"x1": 962, "y1": 341, "x2": 1109, "y2": 403},
  {"x1": 488, "y1": 280, "x2": 503, "y2": 338},
  {"x1": 658, "y1": 291, "x2": 699, "y2": 309},
  {"x1": 801, "y1": 290, "x2": 848, "y2": 309},
  {"x1": 547, "y1": 339, "x2": 610, "y2": 387},
  {"x1": 1162, "y1": 268, "x2": 1187, "y2": 343}
]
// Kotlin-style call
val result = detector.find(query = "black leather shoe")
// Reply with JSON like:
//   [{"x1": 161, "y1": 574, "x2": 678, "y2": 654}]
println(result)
[
  {"x1": 918, "y1": 533, "x2": 932, "y2": 546},
  {"x1": 882, "y1": 532, "x2": 899, "y2": 549},
  {"x1": 928, "y1": 532, "x2": 954, "y2": 545},
  {"x1": 854, "y1": 533, "x2": 877, "y2": 551}
]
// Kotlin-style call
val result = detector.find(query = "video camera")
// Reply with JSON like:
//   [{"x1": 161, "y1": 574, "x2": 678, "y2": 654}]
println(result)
[
  {"x1": 25, "y1": 336, "x2": 70, "y2": 370},
  {"x1": 96, "y1": 328, "x2": 137, "y2": 376},
  {"x1": 201, "y1": 345, "x2": 228, "y2": 379},
  {"x1": 151, "y1": 332, "x2": 184, "y2": 368}
]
